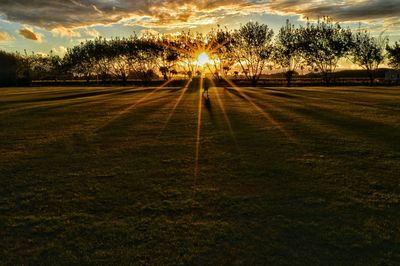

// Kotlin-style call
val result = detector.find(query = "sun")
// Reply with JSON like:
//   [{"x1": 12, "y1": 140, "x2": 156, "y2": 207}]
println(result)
[{"x1": 196, "y1": 51, "x2": 211, "y2": 66}]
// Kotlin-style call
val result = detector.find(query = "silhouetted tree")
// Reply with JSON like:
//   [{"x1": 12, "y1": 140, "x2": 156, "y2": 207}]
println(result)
[
  {"x1": 156, "y1": 35, "x2": 180, "y2": 81},
  {"x1": 177, "y1": 31, "x2": 204, "y2": 79},
  {"x1": 128, "y1": 33, "x2": 160, "y2": 83},
  {"x1": 27, "y1": 51, "x2": 62, "y2": 82},
  {"x1": 108, "y1": 37, "x2": 132, "y2": 84},
  {"x1": 299, "y1": 17, "x2": 352, "y2": 86},
  {"x1": 350, "y1": 30, "x2": 387, "y2": 85},
  {"x1": 206, "y1": 26, "x2": 235, "y2": 80},
  {"x1": 274, "y1": 20, "x2": 303, "y2": 87},
  {"x1": 232, "y1": 21, "x2": 274, "y2": 86},
  {"x1": 91, "y1": 37, "x2": 113, "y2": 82},
  {"x1": 17, "y1": 50, "x2": 34, "y2": 85},
  {"x1": 386, "y1": 42, "x2": 400, "y2": 70},
  {"x1": 0, "y1": 51, "x2": 18, "y2": 86},
  {"x1": 170, "y1": 69, "x2": 178, "y2": 77},
  {"x1": 0, "y1": 50, "x2": 34, "y2": 86},
  {"x1": 48, "y1": 51, "x2": 63, "y2": 82},
  {"x1": 64, "y1": 42, "x2": 95, "y2": 83}
]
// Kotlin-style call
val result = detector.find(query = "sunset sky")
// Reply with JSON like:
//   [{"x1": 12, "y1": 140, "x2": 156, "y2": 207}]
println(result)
[{"x1": 0, "y1": 0, "x2": 399, "y2": 56}]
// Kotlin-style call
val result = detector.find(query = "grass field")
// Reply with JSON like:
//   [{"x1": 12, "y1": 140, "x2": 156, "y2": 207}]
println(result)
[{"x1": 1, "y1": 85, "x2": 400, "y2": 265}]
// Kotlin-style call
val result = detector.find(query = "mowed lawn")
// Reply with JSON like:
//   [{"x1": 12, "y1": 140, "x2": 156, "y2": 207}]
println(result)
[{"x1": 1, "y1": 85, "x2": 400, "y2": 265}]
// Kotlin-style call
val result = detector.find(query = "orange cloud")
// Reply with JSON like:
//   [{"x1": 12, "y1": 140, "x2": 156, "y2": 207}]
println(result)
[
  {"x1": 19, "y1": 29, "x2": 42, "y2": 41},
  {"x1": 51, "y1": 27, "x2": 81, "y2": 38},
  {"x1": 0, "y1": 31, "x2": 15, "y2": 41},
  {"x1": 84, "y1": 28, "x2": 100, "y2": 38},
  {"x1": 0, "y1": 0, "x2": 251, "y2": 29},
  {"x1": 0, "y1": 0, "x2": 399, "y2": 33}
]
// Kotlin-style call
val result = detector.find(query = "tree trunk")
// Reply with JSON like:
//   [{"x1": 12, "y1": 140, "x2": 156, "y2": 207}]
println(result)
[
  {"x1": 323, "y1": 72, "x2": 331, "y2": 87},
  {"x1": 122, "y1": 73, "x2": 127, "y2": 85},
  {"x1": 286, "y1": 71, "x2": 293, "y2": 87},
  {"x1": 369, "y1": 71, "x2": 374, "y2": 86},
  {"x1": 251, "y1": 76, "x2": 258, "y2": 87}
]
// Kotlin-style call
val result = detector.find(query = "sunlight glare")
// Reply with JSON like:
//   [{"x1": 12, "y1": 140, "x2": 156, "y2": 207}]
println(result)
[{"x1": 197, "y1": 52, "x2": 211, "y2": 66}]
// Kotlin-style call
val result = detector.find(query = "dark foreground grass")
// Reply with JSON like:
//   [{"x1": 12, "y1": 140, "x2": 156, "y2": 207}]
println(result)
[{"x1": 1, "y1": 85, "x2": 400, "y2": 265}]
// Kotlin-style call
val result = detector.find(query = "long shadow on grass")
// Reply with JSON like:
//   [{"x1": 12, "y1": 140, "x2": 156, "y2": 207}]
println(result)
[
  {"x1": 293, "y1": 105, "x2": 400, "y2": 150},
  {"x1": 206, "y1": 89, "x2": 400, "y2": 265},
  {"x1": 0, "y1": 87, "x2": 142, "y2": 115},
  {"x1": 333, "y1": 86, "x2": 400, "y2": 96},
  {"x1": 0, "y1": 92, "x2": 177, "y2": 167},
  {"x1": 157, "y1": 82, "x2": 191, "y2": 138},
  {"x1": 226, "y1": 87, "x2": 300, "y2": 146},
  {"x1": 95, "y1": 88, "x2": 186, "y2": 134},
  {"x1": 246, "y1": 88, "x2": 395, "y2": 111},
  {"x1": 0, "y1": 96, "x2": 178, "y2": 217},
  {"x1": 254, "y1": 86, "x2": 399, "y2": 100},
  {"x1": 0, "y1": 88, "x2": 212, "y2": 265},
  {"x1": 244, "y1": 87, "x2": 400, "y2": 124},
  {"x1": 0, "y1": 87, "x2": 141, "y2": 104},
  {"x1": 194, "y1": 87, "x2": 307, "y2": 193},
  {"x1": 202, "y1": 94, "x2": 217, "y2": 127},
  {"x1": 241, "y1": 88, "x2": 400, "y2": 151},
  {"x1": 0, "y1": 87, "x2": 183, "y2": 114}
]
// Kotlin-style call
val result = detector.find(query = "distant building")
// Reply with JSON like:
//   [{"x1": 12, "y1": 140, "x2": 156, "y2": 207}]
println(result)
[{"x1": 385, "y1": 70, "x2": 400, "y2": 83}]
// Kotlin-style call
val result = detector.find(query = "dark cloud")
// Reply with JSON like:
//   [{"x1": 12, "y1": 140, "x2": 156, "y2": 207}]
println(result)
[
  {"x1": 267, "y1": 0, "x2": 400, "y2": 22},
  {"x1": 0, "y1": 0, "x2": 398, "y2": 31},
  {"x1": 0, "y1": 0, "x2": 258, "y2": 29},
  {"x1": 19, "y1": 29, "x2": 41, "y2": 41}
]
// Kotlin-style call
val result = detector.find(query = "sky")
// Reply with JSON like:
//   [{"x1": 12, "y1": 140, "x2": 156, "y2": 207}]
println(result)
[{"x1": 0, "y1": 0, "x2": 399, "y2": 56}]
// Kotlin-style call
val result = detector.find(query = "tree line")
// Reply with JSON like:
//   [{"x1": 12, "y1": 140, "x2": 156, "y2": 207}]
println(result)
[{"x1": 1, "y1": 17, "x2": 400, "y2": 87}]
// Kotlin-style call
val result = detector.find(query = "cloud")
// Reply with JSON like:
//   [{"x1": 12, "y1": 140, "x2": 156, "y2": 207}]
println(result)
[
  {"x1": 266, "y1": 0, "x2": 400, "y2": 31},
  {"x1": 52, "y1": 46, "x2": 68, "y2": 56},
  {"x1": 19, "y1": 28, "x2": 42, "y2": 41},
  {"x1": 51, "y1": 27, "x2": 81, "y2": 38},
  {"x1": 0, "y1": 0, "x2": 398, "y2": 32},
  {"x1": 267, "y1": 0, "x2": 399, "y2": 20},
  {"x1": 84, "y1": 28, "x2": 100, "y2": 38},
  {"x1": 0, "y1": 31, "x2": 15, "y2": 41},
  {"x1": 0, "y1": 0, "x2": 259, "y2": 29}
]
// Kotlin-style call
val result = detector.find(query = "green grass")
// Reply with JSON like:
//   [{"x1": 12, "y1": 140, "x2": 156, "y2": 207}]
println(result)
[{"x1": 1, "y1": 85, "x2": 400, "y2": 265}]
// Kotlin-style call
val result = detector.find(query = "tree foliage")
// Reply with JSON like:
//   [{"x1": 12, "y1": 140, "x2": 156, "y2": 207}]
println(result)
[
  {"x1": 64, "y1": 41, "x2": 96, "y2": 82},
  {"x1": 274, "y1": 20, "x2": 303, "y2": 86},
  {"x1": 0, "y1": 51, "x2": 34, "y2": 86},
  {"x1": 156, "y1": 35, "x2": 180, "y2": 80},
  {"x1": 206, "y1": 26, "x2": 235, "y2": 80},
  {"x1": 176, "y1": 31, "x2": 205, "y2": 78},
  {"x1": 386, "y1": 42, "x2": 400, "y2": 70},
  {"x1": 0, "y1": 51, "x2": 18, "y2": 86},
  {"x1": 232, "y1": 22, "x2": 274, "y2": 86},
  {"x1": 350, "y1": 30, "x2": 387, "y2": 84},
  {"x1": 28, "y1": 51, "x2": 63, "y2": 81},
  {"x1": 299, "y1": 17, "x2": 352, "y2": 85}
]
